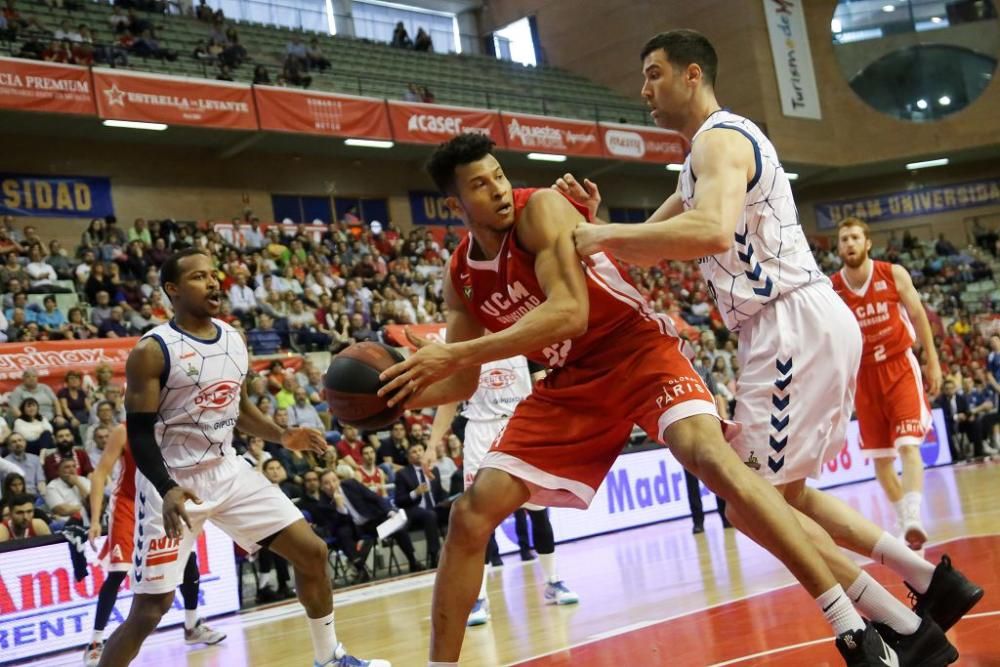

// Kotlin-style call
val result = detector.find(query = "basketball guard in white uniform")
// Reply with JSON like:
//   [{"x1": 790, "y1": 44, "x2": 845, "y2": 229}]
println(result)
[
  {"x1": 97, "y1": 249, "x2": 389, "y2": 667},
  {"x1": 428, "y1": 356, "x2": 579, "y2": 627},
  {"x1": 558, "y1": 29, "x2": 981, "y2": 666}
]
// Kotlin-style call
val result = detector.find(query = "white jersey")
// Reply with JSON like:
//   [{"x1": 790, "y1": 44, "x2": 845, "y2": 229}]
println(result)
[
  {"x1": 142, "y1": 319, "x2": 249, "y2": 470},
  {"x1": 679, "y1": 110, "x2": 825, "y2": 332},
  {"x1": 461, "y1": 356, "x2": 533, "y2": 422}
]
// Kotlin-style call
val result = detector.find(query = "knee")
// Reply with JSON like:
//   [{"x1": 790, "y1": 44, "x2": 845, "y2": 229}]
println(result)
[
  {"x1": 133, "y1": 594, "x2": 174, "y2": 628},
  {"x1": 294, "y1": 534, "x2": 329, "y2": 576},
  {"x1": 447, "y1": 496, "x2": 493, "y2": 548}
]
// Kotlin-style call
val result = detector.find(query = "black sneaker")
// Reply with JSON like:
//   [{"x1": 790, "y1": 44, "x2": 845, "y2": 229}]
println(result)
[
  {"x1": 872, "y1": 616, "x2": 958, "y2": 666},
  {"x1": 835, "y1": 623, "x2": 899, "y2": 667},
  {"x1": 907, "y1": 555, "x2": 984, "y2": 631}
]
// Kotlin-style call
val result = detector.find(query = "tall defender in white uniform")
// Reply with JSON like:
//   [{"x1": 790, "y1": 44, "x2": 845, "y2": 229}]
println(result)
[
  {"x1": 428, "y1": 355, "x2": 579, "y2": 628},
  {"x1": 98, "y1": 249, "x2": 389, "y2": 667},
  {"x1": 559, "y1": 29, "x2": 980, "y2": 666}
]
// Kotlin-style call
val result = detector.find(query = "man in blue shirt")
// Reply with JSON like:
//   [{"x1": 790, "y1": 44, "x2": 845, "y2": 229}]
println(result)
[
  {"x1": 248, "y1": 313, "x2": 283, "y2": 355},
  {"x1": 36, "y1": 295, "x2": 69, "y2": 338}
]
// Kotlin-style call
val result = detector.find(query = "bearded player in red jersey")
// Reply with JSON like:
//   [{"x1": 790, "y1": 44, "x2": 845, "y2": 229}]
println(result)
[
  {"x1": 831, "y1": 218, "x2": 943, "y2": 550},
  {"x1": 378, "y1": 134, "x2": 896, "y2": 667}
]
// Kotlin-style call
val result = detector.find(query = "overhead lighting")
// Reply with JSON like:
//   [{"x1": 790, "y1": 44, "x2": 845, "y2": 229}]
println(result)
[
  {"x1": 930, "y1": 16, "x2": 943, "y2": 23},
  {"x1": 831, "y1": 18, "x2": 842, "y2": 33},
  {"x1": 527, "y1": 152, "x2": 567, "y2": 162},
  {"x1": 344, "y1": 138, "x2": 394, "y2": 149},
  {"x1": 882, "y1": 4, "x2": 895, "y2": 11},
  {"x1": 916, "y1": 99, "x2": 928, "y2": 110},
  {"x1": 938, "y1": 95, "x2": 951, "y2": 106},
  {"x1": 786, "y1": 172, "x2": 799, "y2": 181},
  {"x1": 906, "y1": 158, "x2": 949, "y2": 170},
  {"x1": 665, "y1": 163, "x2": 683, "y2": 172},
  {"x1": 102, "y1": 119, "x2": 167, "y2": 131}
]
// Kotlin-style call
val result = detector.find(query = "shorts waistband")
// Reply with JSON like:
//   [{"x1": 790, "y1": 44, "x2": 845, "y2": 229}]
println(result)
[{"x1": 169, "y1": 454, "x2": 232, "y2": 479}]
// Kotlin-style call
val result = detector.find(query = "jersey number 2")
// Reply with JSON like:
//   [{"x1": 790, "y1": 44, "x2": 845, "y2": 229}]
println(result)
[
  {"x1": 874, "y1": 344, "x2": 887, "y2": 362},
  {"x1": 542, "y1": 339, "x2": 572, "y2": 368}
]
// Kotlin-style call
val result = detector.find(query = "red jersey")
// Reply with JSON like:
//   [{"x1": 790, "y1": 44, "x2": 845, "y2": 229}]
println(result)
[
  {"x1": 357, "y1": 466, "x2": 385, "y2": 496},
  {"x1": 2, "y1": 518, "x2": 39, "y2": 539},
  {"x1": 830, "y1": 260, "x2": 915, "y2": 367},
  {"x1": 450, "y1": 188, "x2": 677, "y2": 368},
  {"x1": 111, "y1": 439, "x2": 138, "y2": 501}
]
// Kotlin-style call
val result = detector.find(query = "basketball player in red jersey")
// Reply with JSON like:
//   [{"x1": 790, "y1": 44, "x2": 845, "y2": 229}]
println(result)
[
  {"x1": 378, "y1": 134, "x2": 888, "y2": 667},
  {"x1": 832, "y1": 218, "x2": 942, "y2": 550},
  {"x1": 84, "y1": 423, "x2": 224, "y2": 666}
]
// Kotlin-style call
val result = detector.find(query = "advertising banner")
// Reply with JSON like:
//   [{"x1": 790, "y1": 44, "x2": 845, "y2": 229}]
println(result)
[
  {"x1": 0, "y1": 173, "x2": 113, "y2": 218},
  {"x1": 501, "y1": 112, "x2": 602, "y2": 157},
  {"x1": 0, "y1": 57, "x2": 94, "y2": 116},
  {"x1": 815, "y1": 177, "x2": 1000, "y2": 229},
  {"x1": 0, "y1": 337, "x2": 137, "y2": 393},
  {"x1": 254, "y1": 86, "x2": 391, "y2": 139},
  {"x1": 0, "y1": 524, "x2": 239, "y2": 663},
  {"x1": 92, "y1": 69, "x2": 256, "y2": 129},
  {"x1": 761, "y1": 0, "x2": 823, "y2": 119},
  {"x1": 387, "y1": 101, "x2": 505, "y2": 146},
  {"x1": 597, "y1": 122, "x2": 687, "y2": 164}
]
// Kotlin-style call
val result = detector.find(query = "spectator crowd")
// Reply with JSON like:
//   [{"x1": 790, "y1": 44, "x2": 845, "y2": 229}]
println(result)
[{"x1": 2, "y1": 206, "x2": 999, "y2": 601}]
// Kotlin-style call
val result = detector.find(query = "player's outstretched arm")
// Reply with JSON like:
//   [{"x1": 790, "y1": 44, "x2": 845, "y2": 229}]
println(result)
[
  {"x1": 380, "y1": 189, "x2": 589, "y2": 407},
  {"x1": 553, "y1": 172, "x2": 684, "y2": 226},
  {"x1": 236, "y1": 383, "x2": 326, "y2": 455},
  {"x1": 386, "y1": 272, "x2": 484, "y2": 410},
  {"x1": 571, "y1": 130, "x2": 753, "y2": 265},
  {"x1": 126, "y1": 338, "x2": 201, "y2": 539},
  {"x1": 892, "y1": 263, "x2": 943, "y2": 395},
  {"x1": 88, "y1": 423, "x2": 126, "y2": 548}
]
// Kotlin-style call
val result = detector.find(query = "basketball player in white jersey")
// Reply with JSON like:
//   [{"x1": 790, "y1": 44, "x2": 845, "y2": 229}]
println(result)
[
  {"x1": 426, "y1": 354, "x2": 579, "y2": 627},
  {"x1": 558, "y1": 29, "x2": 980, "y2": 666},
  {"x1": 98, "y1": 249, "x2": 388, "y2": 667}
]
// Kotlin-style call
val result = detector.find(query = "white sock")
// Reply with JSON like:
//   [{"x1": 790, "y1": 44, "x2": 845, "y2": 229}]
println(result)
[
  {"x1": 184, "y1": 610, "x2": 198, "y2": 631},
  {"x1": 871, "y1": 532, "x2": 935, "y2": 593},
  {"x1": 903, "y1": 492, "x2": 922, "y2": 517},
  {"x1": 846, "y1": 571, "x2": 921, "y2": 635},
  {"x1": 259, "y1": 570, "x2": 278, "y2": 592},
  {"x1": 308, "y1": 612, "x2": 338, "y2": 664},
  {"x1": 478, "y1": 565, "x2": 488, "y2": 600},
  {"x1": 892, "y1": 498, "x2": 905, "y2": 521},
  {"x1": 90, "y1": 629, "x2": 104, "y2": 644},
  {"x1": 539, "y1": 553, "x2": 558, "y2": 584},
  {"x1": 817, "y1": 584, "x2": 866, "y2": 635}
]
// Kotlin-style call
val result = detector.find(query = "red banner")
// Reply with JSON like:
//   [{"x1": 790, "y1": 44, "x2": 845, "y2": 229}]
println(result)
[
  {"x1": 254, "y1": 86, "x2": 391, "y2": 139},
  {"x1": 387, "y1": 101, "x2": 505, "y2": 146},
  {"x1": 383, "y1": 324, "x2": 446, "y2": 350},
  {"x1": 0, "y1": 337, "x2": 138, "y2": 393},
  {"x1": 0, "y1": 57, "x2": 95, "y2": 116},
  {"x1": 501, "y1": 112, "x2": 602, "y2": 157},
  {"x1": 92, "y1": 68, "x2": 256, "y2": 129},
  {"x1": 598, "y1": 122, "x2": 688, "y2": 164}
]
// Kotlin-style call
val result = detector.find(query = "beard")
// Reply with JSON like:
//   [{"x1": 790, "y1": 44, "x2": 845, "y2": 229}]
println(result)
[{"x1": 840, "y1": 252, "x2": 868, "y2": 269}]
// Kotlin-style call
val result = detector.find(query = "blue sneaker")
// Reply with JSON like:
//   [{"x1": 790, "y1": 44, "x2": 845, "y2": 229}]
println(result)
[
  {"x1": 544, "y1": 580, "x2": 579, "y2": 606},
  {"x1": 314, "y1": 643, "x2": 392, "y2": 667},
  {"x1": 467, "y1": 598, "x2": 490, "y2": 626}
]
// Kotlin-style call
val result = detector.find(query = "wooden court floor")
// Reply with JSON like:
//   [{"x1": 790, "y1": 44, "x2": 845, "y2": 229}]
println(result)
[{"x1": 30, "y1": 462, "x2": 1000, "y2": 667}]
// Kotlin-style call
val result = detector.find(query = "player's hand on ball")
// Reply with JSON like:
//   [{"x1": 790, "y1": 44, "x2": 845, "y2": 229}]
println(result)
[
  {"x1": 162, "y1": 486, "x2": 202, "y2": 539},
  {"x1": 282, "y1": 428, "x2": 327, "y2": 455},
  {"x1": 552, "y1": 173, "x2": 601, "y2": 220},
  {"x1": 378, "y1": 343, "x2": 456, "y2": 407}
]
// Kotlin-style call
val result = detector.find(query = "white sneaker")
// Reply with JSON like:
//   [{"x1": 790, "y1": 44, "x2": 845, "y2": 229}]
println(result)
[
  {"x1": 467, "y1": 598, "x2": 491, "y2": 626},
  {"x1": 184, "y1": 619, "x2": 227, "y2": 645},
  {"x1": 83, "y1": 641, "x2": 103, "y2": 667},
  {"x1": 543, "y1": 580, "x2": 580, "y2": 605}
]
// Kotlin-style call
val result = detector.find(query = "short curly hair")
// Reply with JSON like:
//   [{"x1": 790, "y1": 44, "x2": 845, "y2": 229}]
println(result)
[{"x1": 425, "y1": 133, "x2": 496, "y2": 194}]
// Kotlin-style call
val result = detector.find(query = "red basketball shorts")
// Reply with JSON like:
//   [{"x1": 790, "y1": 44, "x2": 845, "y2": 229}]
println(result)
[
  {"x1": 856, "y1": 350, "x2": 931, "y2": 458},
  {"x1": 99, "y1": 492, "x2": 135, "y2": 573},
  {"x1": 479, "y1": 328, "x2": 719, "y2": 509}
]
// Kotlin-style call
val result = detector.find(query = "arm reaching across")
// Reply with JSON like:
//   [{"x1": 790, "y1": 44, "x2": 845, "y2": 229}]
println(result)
[
  {"x1": 378, "y1": 189, "x2": 590, "y2": 408},
  {"x1": 88, "y1": 423, "x2": 126, "y2": 548},
  {"x1": 568, "y1": 129, "x2": 754, "y2": 265}
]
